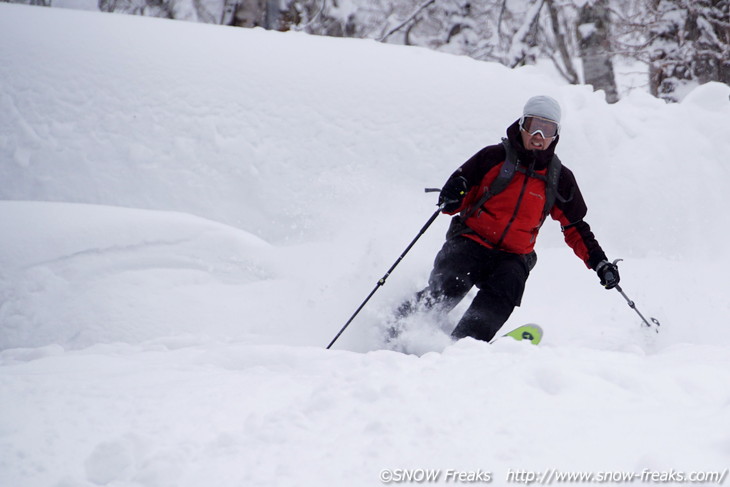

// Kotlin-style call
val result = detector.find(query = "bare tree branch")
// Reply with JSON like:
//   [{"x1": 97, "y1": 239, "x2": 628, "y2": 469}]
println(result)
[{"x1": 379, "y1": 0, "x2": 436, "y2": 42}]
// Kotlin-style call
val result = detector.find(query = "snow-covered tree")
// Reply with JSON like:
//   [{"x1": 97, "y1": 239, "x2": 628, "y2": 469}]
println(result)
[
  {"x1": 2, "y1": 0, "x2": 51, "y2": 5},
  {"x1": 293, "y1": 0, "x2": 584, "y2": 86},
  {"x1": 642, "y1": 0, "x2": 729, "y2": 101},
  {"x1": 97, "y1": 0, "x2": 223, "y2": 22}
]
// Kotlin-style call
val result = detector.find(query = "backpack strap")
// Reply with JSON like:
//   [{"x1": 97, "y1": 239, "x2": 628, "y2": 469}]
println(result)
[
  {"x1": 542, "y1": 153, "x2": 562, "y2": 223},
  {"x1": 461, "y1": 138, "x2": 517, "y2": 221}
]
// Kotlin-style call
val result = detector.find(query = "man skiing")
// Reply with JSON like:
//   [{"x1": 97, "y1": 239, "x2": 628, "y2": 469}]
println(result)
[{"x1": 395, "y1": 95, "x2": 620, "y2": 342}]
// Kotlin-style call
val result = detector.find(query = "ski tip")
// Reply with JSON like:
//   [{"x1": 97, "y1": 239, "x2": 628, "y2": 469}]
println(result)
[{"x1": 503, "y1": 323, "x2": 543, "y2": 345}]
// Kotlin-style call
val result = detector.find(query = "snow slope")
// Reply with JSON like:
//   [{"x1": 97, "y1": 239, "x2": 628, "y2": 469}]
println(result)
[{"x1": 1, "y1": 3, "x2": 729, "y2": 486}]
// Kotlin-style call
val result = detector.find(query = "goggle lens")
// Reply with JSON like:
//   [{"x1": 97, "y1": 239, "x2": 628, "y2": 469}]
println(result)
[{"x1": 520, "y1": 116, "x2": 559, "y2": 138}]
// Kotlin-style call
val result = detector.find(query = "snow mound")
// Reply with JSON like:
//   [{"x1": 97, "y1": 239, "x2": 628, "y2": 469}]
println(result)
[{"x1": 0, "y1": 201, "x2": 274, "y2": 349}]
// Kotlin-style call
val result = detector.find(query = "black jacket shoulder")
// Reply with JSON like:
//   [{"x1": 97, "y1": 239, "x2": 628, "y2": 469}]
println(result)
[{"x1": 452, "y1": 143, "x2": 505, "y2": 187}]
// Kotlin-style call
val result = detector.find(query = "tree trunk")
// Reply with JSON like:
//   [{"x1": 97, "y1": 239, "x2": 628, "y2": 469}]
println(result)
[
  {"x1": 545, "y1": 0, "x2": 580, "y2": 85},
  {"x1": 232, "y1": 0, "x2": 266, "y2": 28},
  {"x1": 576, "y1": 0, "x2": 619, "y2": 103}
]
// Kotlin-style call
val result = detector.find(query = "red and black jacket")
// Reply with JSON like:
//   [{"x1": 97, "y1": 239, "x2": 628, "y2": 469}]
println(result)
[{"x1": 445, "y1": 121, "x2": 607, "y2": 270}]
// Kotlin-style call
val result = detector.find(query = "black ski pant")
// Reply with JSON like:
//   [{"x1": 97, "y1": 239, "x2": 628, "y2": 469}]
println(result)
[{"x1": 400, "y1": 236, "x2": 533, "y2": 342}]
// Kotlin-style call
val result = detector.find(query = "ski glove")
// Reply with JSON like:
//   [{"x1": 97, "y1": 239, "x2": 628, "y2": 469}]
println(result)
[
  {"x1": 596, "y1": 260, "x2": 620, "y2": 289},
  {"x1": 439, "y1": 176, "x2": 468, "y2": 213}
]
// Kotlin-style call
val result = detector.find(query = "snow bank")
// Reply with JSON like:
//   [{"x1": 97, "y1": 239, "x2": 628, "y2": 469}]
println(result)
[{"x1": 0, "y1": 201, "x2": 276, "y2": 349}]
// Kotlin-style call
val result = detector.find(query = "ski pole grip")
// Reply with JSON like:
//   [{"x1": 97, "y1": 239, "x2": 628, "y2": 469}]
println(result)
[{"x1": 424, "y1": 188, "x2": 441, "y2": 193}]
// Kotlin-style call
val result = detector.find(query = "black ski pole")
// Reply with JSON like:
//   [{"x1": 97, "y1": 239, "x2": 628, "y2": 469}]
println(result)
[
  {"x1": 326, "y1": 201, "x2": 445, "y2": 349},
  {"x1": 614, "y1": 284, "x2": 661, "y2": 332},
  {"x1": 610, "y1": 260, "x2": 661, "y2": 333}
]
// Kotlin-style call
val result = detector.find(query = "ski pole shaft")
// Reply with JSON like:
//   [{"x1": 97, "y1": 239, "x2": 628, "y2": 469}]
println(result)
[
  {"x1": 614, "y1": 284, "x2": 661, "y2": 332},
  {"x1": 326, "y1": 206, "x2": 443, "y2": 349}
]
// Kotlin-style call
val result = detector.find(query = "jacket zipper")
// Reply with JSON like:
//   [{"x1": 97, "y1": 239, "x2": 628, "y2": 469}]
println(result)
[{"x1": 495, "y1": 163, "x2": 533, "y2": 248}]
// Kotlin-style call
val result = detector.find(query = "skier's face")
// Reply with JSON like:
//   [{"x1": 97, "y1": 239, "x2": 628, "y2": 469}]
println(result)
[{"x1": 519, "y1": 115, "x2": 559, "y2": 151}]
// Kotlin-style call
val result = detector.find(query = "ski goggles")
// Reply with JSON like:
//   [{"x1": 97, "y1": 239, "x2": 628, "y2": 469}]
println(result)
[{"x1": 519, "y1": 115, "x2": 560, "y2": 138}]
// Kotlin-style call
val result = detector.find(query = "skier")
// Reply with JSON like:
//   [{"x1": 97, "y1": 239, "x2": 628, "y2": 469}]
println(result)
[{"x1": 395, "y1": 95, "x2": 620, "y2": 342}]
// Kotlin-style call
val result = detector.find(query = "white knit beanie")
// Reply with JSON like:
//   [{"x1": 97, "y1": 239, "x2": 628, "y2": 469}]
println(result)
[{"x1": 523, "y1": 96, "x2": 562, "y2": 124}]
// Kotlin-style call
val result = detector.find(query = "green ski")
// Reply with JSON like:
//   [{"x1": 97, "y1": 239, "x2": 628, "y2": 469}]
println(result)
[{"x1": 498, "y1": 324, "x2": 543, "y2": 345}]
